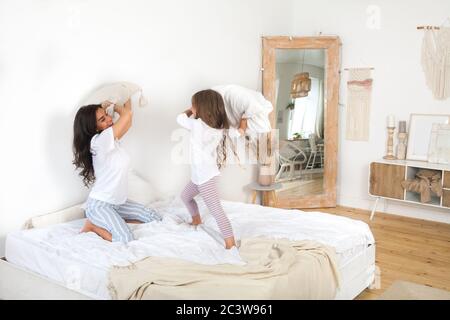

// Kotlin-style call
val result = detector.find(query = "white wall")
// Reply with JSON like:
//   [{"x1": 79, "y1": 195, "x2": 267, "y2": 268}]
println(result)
[
  {"x1": 0, "y1": 0, "x2": 294, "y2": 255},
  {"x1": 292, "y1": 0, "x2": 450, "y2": 223}
]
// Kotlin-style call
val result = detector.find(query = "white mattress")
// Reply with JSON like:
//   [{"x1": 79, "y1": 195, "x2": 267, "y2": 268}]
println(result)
[{"x1": 5, "y1": 199, "x2": 375, "y2": 300}]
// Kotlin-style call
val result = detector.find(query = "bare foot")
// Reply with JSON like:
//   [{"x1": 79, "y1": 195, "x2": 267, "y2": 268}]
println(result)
[
  {"x1": 80, "y1": 219, "x2": 112, "y2": 242},
  {"x1": 190, "y1": 215, "x2": 202, "y2": 226},
  {"x1": 80, "y1": 219, "x2": 95, "y2": 233},
  {"x1": 125, "y1": 220, "x2": 143, "y2": 224},
  {"x1": 224, "y1": 236, "x2": 236, "y2": 249}
]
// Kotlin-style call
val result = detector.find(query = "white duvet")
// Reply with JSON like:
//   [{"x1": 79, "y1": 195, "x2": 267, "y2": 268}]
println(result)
[{"x1": 6, "y1": 199, "x2": 374, "y2": 299}]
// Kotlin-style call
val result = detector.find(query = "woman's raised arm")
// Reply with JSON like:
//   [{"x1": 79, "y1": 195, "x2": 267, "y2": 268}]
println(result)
[{"x1": 111, "y1": 99, "x2": 133, "y2": 139}]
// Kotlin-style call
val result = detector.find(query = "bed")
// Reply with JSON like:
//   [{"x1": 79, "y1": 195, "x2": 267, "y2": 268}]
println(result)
[{"x1": 0, "y1": 198, "x2": 375, "y2": 300}]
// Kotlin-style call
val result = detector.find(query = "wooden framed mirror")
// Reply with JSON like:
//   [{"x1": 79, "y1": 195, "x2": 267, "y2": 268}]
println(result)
[{"x1": 262, "y1": 36, "x2": 341, "y2": 208}]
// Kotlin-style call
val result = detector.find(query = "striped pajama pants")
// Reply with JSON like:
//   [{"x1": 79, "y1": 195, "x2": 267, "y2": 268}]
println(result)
[
  {"x1": 180, "y1": 176, "x2": 234, "y2": 239},
  {"x1": 85, "y1": 197, "x2": 162, "y2": 243}
]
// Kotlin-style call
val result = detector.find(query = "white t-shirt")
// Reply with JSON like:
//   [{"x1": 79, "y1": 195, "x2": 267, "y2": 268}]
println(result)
[
  {"x1": 89, "y1": 127, "x2": 130, "y2": 204},
  {"x1": 177, "y1": 113, "x2": 240, "y2": 185}
]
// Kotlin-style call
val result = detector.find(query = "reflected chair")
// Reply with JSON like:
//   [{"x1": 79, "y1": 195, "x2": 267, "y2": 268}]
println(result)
[
  {"x1": 306, "y1": 134, "x2": 324, "y2": 170},
  {"x1": 275, "y1": 142, "x2": 307, "y2": 182}
]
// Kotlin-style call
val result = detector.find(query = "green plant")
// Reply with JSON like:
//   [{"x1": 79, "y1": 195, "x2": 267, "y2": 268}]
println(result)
[
  {"x1": 286, "y1": 103, "x2": 295, "y2": 110},
  {"x1": 293, "y1": 132, "x2": 302, "y2": 140}
]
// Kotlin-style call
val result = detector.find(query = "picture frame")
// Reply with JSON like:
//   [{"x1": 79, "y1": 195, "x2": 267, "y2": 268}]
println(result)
[
  {"x1": 406, "y1": 114, "x2": 450, "y2": 161},
  {"x1": 428, "y1": 123, "x2": 450, "y2": 164}
]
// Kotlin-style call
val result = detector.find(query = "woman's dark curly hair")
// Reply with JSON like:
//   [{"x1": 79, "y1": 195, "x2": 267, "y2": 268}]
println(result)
[{"x1": 72, "y1": 104, "x2": 102, "y2": 187}]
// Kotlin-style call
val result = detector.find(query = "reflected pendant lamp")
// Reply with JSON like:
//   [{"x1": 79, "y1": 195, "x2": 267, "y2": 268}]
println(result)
[{"x1": 290, "y1": 72, "x2": 311, "y2": 99}]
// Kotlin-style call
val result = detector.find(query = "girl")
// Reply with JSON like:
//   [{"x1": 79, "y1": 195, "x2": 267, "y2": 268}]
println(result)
[
  {"x1": 177, "y1": 89, "x2": 245, "y2": 249},
  {"x1": 73, "y1": 99, "x2": 161, "y2": 243}
]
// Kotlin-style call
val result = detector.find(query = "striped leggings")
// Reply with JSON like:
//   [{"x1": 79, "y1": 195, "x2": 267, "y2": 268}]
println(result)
[
  {"x1": 180, "y1": 177, "x2": 234, "y2": 239},
  {"x1": 85, "y1": 198, "x2": 162, "y2": 243}
]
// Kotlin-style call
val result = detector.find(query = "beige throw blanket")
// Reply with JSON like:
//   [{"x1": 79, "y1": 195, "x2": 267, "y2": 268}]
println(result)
[{"x1": 108, "y1": 238, "x2": 340, "y2": 300}]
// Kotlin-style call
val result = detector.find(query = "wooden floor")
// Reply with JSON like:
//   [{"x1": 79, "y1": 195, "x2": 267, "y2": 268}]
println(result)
[
  {"x1": 276, "y1": 176, "x2": 324, "y2": 198},
  {"x1": 305, "y1": 206, "x2": 450, "y2": 300}
]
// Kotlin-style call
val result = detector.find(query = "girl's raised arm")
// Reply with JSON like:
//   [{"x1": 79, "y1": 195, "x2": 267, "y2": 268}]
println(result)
[{"x1": 177, "y1": 107, "x2": 196, "y2": 130}]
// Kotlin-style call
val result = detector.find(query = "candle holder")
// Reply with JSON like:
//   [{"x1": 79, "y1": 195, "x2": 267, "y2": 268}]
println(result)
[
  {"x1": 397, "y1": 132, "x2": 407, "y2": 160},
  {"x1": 397, "y1": 121, "x2": 407, "y2": 160},
  {"x1": 383, "y1": 126, "x2": 397, "y2": 160}
]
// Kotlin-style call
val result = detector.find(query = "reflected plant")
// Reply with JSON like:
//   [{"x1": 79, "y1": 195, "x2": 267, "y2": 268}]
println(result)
[
  {"x1": 286, "y1": 102, "x2": 295, "y2": 110},
  {"x1": 293, "y1": 132, "x2": 302, "y2": 140}
]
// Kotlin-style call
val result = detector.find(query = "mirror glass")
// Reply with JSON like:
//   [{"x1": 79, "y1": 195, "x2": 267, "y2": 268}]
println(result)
[{"x1": 274, "y1": 48, "x2": 326, "y2": 198}]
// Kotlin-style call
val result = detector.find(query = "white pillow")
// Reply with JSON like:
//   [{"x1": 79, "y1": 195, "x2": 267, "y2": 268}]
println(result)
[
  {"x1": 127, "y1": 170, "x2": 159, "y2": 206},
  {"x1": 212, "y1": 84, "x2": 273, "y2": 133},
  {"x1": 81, "y1": 81, "x2": 148, "y2": 109},
  {"x1": 22, "y1": 171, "x2": 158, "y2": 229}
]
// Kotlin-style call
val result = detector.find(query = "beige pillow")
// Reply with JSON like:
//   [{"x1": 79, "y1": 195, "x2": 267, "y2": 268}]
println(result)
[{"x1": 81, "y1": 81, "x2": 148, "y2": 108}]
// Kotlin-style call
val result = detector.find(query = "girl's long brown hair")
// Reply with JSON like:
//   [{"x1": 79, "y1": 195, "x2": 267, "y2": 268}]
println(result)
[
  {"x1": 72, "y1": 104, "x2": 102, "y2": 187},
  {"x1": 192, "y1": 89, "x2": 237, "y2": 169}
]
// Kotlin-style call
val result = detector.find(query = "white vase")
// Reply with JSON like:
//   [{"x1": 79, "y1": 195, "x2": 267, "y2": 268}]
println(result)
[{"x1": 258, "y1": 164, "x2": 274, "y2": 186}]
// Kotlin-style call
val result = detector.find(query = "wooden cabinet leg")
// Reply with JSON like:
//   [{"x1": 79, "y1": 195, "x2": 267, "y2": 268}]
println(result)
[{"x1": 370, "y1": 197, "x2": 380, "y2": 221}]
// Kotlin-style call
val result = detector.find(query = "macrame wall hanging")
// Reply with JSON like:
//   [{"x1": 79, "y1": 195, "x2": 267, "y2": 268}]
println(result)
[
  {"x1": 420, "y1": 25, "x2": 450, "y2": 100},
  {"x1": 345, "y1": 68, "x2": 373, "y2": 141}
]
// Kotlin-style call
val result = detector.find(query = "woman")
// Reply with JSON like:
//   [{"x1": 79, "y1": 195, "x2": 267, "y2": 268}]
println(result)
[{"x1": 72, "y1": 99, "x2": 161, "y2": 243}]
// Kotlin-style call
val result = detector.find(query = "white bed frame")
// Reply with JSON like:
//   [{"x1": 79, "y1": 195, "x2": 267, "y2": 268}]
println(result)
[
  {"x1": 0, "y1": 203, "x2": 376, "y2": 300},
  {"x1": 0, "y1": 245, "x2": 376, "y2": 300},
  {"x1": 0, "y1": 257, "x2": 91, "y2": 300},
  {"x1": 0, "y1": 204, "x2": 93, "y2": 300}
]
